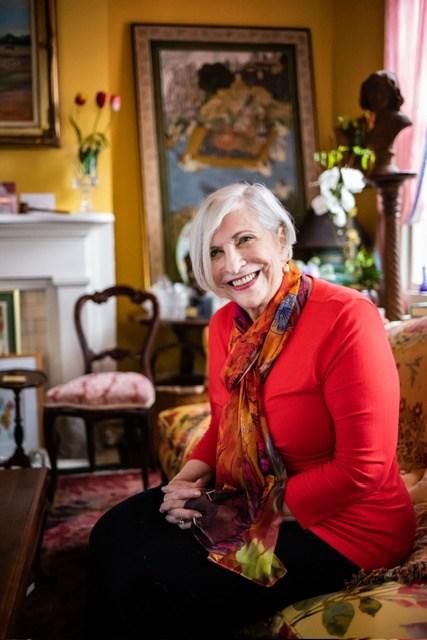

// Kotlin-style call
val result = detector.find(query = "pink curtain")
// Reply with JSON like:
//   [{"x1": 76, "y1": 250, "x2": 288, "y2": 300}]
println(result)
[{"x1": 384, "y1": 0, "x2": 427, "y2": 223}]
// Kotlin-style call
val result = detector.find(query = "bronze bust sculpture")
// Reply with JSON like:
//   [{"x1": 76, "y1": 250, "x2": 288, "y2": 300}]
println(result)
[{"x1": 359, "y1": 70, "x2": 411, "y2": 174}]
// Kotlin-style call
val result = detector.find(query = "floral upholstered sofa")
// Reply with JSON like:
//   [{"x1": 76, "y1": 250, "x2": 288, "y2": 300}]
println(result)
[{"x1": 157, "y1": 315, "x2": 427, "y2": 639}]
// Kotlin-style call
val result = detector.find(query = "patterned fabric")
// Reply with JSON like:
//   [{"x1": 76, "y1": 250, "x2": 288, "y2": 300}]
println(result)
[
  {"x1": 273, "y1": 581, "x2": 427, "y2": 639},
  {"x1": 387, "y1": 316, "x2": 427, "y2": 472},
  {"x1": 45, "y1": 371, "x2": 155, "y2": 408},
  {"x1": 157, "y1": 403, "x2": 211, "y2": 479},
  {"x1": 194, "y1": 264, "x2": 310, "y2": 586}
]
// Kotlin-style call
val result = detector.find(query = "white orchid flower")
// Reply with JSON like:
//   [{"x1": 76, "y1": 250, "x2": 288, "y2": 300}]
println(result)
[
  {"x1": 330, "y1": 207, "x2": 348, "y2": 227},
  {"x1": 311, "y1": 167, "x2": 365, "y2": 228},
  {"x1": 318, "y1": 167, "x2": 340, "y2": 194},
  {"x1": 341, "y1": 167, "x2": 365, "y2": 194}
]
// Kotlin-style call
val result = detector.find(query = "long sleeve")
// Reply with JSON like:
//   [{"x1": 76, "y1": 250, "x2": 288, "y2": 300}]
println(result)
[
  {"x1": 284, "y1": 297, "x2": 400, "y2": 527},
  {"x1": 188, "y1": 304, "x2": 233, "y2": 467}
]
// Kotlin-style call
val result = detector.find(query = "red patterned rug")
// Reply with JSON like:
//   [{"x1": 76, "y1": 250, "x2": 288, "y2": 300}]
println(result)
[{"x1": 15, "y1": 469, "x2": 161, "y2": 640}]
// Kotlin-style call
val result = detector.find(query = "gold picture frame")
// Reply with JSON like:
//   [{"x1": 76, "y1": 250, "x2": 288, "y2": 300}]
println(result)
[
  {"x1": 0, "y1": 289, "x2": 21, "y2": 354},
  {"x1": 132, "y1": 23, "x2": 318, "y2": 283},
  {"x1": 0, "y1": 0, "x2": 60, "y2": 146}
]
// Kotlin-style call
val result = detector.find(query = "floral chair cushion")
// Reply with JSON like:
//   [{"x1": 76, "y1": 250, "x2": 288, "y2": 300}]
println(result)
[
  {"x1": 45, "y1": 371, "x2": 155, "y2": 409},
  {"x1": 387, "y1": 316, "x2": 427, "y2": 472},
  {"x1": 157, "y1": 402, "x2": 210, "y2": 479}
]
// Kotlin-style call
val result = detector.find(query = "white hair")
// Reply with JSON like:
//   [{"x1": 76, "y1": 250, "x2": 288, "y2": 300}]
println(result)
[{"x1": 189, "y1": 182, "x2": 296, "y2": 292}]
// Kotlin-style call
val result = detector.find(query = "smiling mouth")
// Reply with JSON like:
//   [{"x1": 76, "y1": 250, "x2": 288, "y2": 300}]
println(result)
[{"x1": 228, "y1": 271, "x2": 260, "y2": 289}]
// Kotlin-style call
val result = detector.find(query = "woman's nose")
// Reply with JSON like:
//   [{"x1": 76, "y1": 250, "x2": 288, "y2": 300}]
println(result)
[{"x1": 224, "y1": 246, "x2": 245, "y2": 273}]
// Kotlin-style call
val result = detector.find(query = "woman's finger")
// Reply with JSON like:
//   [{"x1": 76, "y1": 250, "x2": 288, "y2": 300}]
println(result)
[{"x1": 164, "y1": 512, "x2": 195, "y2": 529}]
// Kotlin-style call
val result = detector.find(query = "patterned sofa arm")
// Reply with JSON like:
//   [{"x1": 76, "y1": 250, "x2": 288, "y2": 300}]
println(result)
[
  {"x1": 275, "y1": 581, "x2": 427, "y2": 639},
  {"x1": 157, "y1": 402, "x2": 210, "y2": 480},
  {"x1": 387, "y1": 315, "x2": 427, "y2": 473}
]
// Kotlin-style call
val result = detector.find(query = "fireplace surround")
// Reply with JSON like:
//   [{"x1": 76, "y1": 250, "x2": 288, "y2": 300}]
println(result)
[{"x1": 0, "y1": 212, "x2": 116, "y2": 453}]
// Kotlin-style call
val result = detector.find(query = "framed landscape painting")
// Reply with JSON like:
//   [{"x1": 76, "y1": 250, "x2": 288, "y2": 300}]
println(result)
[
  {"x1": 132, "y1": 23, "x2": 318, "y2": 283},
  {"x1": 0, "y1": 0, "x2": 60, "y2": 146}
]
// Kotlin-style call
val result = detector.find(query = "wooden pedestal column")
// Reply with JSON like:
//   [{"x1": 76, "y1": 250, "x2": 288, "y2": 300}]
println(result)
[{"x1": 369, "y1": 172, "x2": 415, "y2": 321}]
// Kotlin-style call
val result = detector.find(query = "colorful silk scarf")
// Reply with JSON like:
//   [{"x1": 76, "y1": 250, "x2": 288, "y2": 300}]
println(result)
[{"x1": 192, "y1": 262, "x2": 310, "y2": 586}]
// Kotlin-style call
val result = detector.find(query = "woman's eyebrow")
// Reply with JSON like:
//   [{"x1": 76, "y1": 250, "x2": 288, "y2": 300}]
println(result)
[
  {"x1": 210, "y1": 229, "x2": 255, "y2": 248},
  {"x1": 232, "y1": 229, "x2": 255, "y2": 239}
]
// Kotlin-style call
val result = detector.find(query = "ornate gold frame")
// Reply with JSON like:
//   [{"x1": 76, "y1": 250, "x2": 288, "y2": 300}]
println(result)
[
  {"x1": 132, "y1": 24, "x2": 318, "y2": 283},
  {"x1": 0, "y1": 0, "x2": 60, "y2": 146}
]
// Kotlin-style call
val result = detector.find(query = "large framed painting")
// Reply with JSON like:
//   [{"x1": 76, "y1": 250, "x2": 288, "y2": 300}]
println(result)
[
  {"x1": 0, "y1": 0, "x2": 60, "y2": 146},
  {"x1": 132, "y1": 23, "x2": 318, "y2": 284}
]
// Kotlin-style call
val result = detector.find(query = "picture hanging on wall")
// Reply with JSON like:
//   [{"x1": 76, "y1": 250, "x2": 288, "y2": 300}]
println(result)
[
  {"x1": 0, "y1": 0, "x2": 60, "y2": 146},
  {"x1": 0, "y1": 289, "x2": 21, "y2": 354},
  {"x1": 132, "y1": 23, "x2": 318, "y2": 283}
]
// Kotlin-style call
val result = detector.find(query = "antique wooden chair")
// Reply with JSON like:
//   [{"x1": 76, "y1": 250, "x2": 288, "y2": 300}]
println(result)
[{"x1": 43, "y1": 285, "x2": 159, "y2": 494}]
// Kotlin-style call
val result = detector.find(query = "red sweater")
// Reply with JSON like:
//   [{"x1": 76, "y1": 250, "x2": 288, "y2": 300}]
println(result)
[{"x1": 190, "y1": 278, "x2": 416, "y2": 570}]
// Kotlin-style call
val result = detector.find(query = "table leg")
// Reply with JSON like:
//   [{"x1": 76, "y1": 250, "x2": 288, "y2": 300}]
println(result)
[{"x1": 1, "y1": 389, "x2": 31, "y2": 468}]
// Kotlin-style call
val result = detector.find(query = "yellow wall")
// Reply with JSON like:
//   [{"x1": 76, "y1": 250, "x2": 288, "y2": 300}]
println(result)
[
  {"x1": 0, "y1": 0, "x2": 113, "y2": 214},
  {"x1": 0, "y1": 0, "x2": 384, "y2": 295}
]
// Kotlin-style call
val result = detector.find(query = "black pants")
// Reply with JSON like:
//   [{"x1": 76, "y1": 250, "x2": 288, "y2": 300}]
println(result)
[{"x1": 86, "y1": 486, "x2": 358, "y2": 640}]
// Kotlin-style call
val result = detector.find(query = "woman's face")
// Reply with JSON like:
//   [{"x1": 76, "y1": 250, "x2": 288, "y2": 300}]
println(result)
[{"x1": 209, "y1": 209, "x2": 286, "y2": 321}]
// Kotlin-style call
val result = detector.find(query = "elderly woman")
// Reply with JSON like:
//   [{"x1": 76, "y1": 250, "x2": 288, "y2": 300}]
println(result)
[{"x1": 87, "y1": 183, "x2": 415, "y2": 639}]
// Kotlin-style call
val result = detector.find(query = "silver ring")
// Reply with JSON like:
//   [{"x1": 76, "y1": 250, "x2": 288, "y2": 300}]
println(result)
[{"x1": 178, "y1": 519, "x2": 185, "y2": 525}]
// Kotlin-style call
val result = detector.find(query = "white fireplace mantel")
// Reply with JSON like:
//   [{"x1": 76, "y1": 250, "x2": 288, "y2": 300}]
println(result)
[{"x1": 0, "y1": 212, "x2": 116, "y2": 386}]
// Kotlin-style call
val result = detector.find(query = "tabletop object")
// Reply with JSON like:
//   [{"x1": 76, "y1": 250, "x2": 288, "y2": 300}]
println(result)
[{"x1": 0, "y1": 369, "x2": 47, "y2": 468}]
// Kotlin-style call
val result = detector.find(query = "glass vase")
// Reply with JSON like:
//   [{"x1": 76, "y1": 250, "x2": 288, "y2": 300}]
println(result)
[
  {"x1": 72, "y1": 150, "x2": 99, "y2": 213},
  {"x1": 72, "y1": 173, "x2": 99, "y2": 212}
]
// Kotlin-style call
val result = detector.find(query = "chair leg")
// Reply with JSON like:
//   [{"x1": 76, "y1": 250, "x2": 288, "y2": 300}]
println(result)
[
  {"x1": 43, "y1": 409, "x2": 58, "y2": 501},
  {"x1": 122, "y1": 417, "x2": 150, "y2": 489},
  {"x1": 84, "y1": 419, "x2": 96, "y2": 471}
]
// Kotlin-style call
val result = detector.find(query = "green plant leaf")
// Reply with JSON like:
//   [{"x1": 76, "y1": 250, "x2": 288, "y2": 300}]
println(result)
[
  {"x1": 69, "y1": 117, "x2": 82, "y2": 144},
  {"x1": 322, "y1": 601, "x2": 355, "y2": 637},
  {"x1": 293, "y1": 594, "x2": 328, "y2": 611},
  {"x1": 359, "y1": 596, "x2": 382, "y2": 617}
]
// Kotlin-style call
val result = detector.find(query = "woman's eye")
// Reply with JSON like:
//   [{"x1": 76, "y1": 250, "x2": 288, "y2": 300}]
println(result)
[
  {"x1": 210, "y1": 247, "x2": 222, "y2": 259},
  {"x1": 237, "y1": 235, "x2": 254, "y2": 246}
]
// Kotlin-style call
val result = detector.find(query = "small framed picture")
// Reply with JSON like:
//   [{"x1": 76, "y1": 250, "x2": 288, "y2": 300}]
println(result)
[
  {"x1": 0, "y1": 289, "x2": 21, "y2": 354},
  {"x1": 0, "y1": 182, "x2": 18, "y2": 213},
  {"x1": 0, "y1": 352, "x2": 43, "y2": 459}
]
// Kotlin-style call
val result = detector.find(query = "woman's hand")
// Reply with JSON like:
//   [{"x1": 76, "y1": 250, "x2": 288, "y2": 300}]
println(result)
[
  {"x1": 160, "y1": 478, "x2": 205, "y2": 529},
  {"x1": 159, "y1": 459, "x2": 213, "y2": 529}
]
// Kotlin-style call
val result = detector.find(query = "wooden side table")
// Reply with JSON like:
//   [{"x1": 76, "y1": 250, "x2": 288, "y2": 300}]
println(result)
[
  {"x1": 0, "y1": 468, "x2": 48, "y2": 640},
  {"x1": 0, "y1": 369, "x2": 47, "y2": 468}
]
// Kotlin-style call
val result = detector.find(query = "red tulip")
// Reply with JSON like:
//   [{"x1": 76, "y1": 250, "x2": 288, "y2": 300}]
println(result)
[
  {"x1": 74, "y1": 93, "x2": 86, "y2": 106},
  {"x1": 110, "y1": 95, "x2": 122, "y2": 112},
  {"x1": 96, "y1": 91, "x2": 107, "y2": 108}
]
